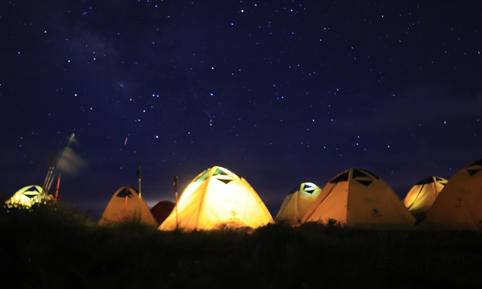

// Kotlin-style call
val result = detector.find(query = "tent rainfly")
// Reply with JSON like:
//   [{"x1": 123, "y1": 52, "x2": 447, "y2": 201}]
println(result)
[
  {"x1": 422, "y1": 158, "x2": 482, "y2": 230},
  {"x1": 150, "y1": 200, "x2": 175, "y2": 224},
  {"x1": 403, "y1": 176, "x2": 447, "y2": 219},
  {"x1": 5, "y1": 185, "x2": 54, "y2": 208},
  {"x1": 302, "y1": 168, "x2": 415, "y2": 228},
  {"x1": 276, "y1": 182, "x2": 323, "y2": 224},
  {"x1": 99, "y1": 186, "x2": 157, "y2": 225},
  {"x1": 159, "y1": 166, "x2": 273, "y2": 231}
]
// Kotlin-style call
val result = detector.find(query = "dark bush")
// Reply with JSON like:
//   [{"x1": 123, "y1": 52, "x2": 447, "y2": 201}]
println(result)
[{"x1": 1, "y1": 205, "x2": 482, "y2": 289}]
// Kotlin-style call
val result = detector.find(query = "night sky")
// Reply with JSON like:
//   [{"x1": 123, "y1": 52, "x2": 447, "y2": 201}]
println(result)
[{"x1": 1, "y1": 1, "x2": 481, "y2": 215}]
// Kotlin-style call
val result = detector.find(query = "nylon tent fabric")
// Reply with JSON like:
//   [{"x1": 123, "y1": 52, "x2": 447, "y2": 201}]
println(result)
[
  {"x1": 403, "y1": 176, "x2": 447, "y2": 219},
  {"x1": 275, "y1": 182, "x2": 323, "y2": 224},
  {"x1": 5, "y1": 185, "x2": 54, "y2": 208},
  {"x1": 421, "y1": 158, "x2": 482, "y2": 231},
  {"x1": 302, "y1": 169, "x2": 415, "y2": 228},
  {"x1": 150, "y1": 200, "x2": 175, "y2": 224},
  {"x1": 99, "y1": 186, "x2": 157, "y2": 225},
  {"x1": 159, "y1": 166, "x2": 273, "y2": 231}
]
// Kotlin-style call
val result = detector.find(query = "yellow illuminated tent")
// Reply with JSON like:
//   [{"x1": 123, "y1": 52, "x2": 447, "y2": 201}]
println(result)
[
  {"x1": 276, "y1": 182, "x2": 324, "y2": 224},
  {"x1": 422, "y1": 158, "x2": 482, "y2": 230},
  {"x1": 99, "y1": 186, "x2": 157, "y2": 226},
  {"x1": 159, "y1": 166, "x2": 273, "y2": 231},
  {"x1": 5, "y1": 185, "x2": 54, "y2": 208},
  {"x1": 302, "y1": 168, "x2": 415, "y2": 228},
  {"x1": 403, "y1": 176, "x2": 447, "y2": 219}
]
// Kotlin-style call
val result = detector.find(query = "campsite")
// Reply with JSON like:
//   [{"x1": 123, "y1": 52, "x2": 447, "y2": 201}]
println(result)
[
  {"x1": 2, "y1": 159, "x2": 482, "y2": 288},
  {"x1": 2, "y1": 1, "x2": 481, "y2": 288}
]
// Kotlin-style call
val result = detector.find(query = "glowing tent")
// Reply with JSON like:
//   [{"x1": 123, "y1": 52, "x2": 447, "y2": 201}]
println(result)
[
  {"x1": 150, "y1": 200, "x2": 175, "y2": 224},
  {"x1": 5, "y1": 185, "x2": 54, "y2": 208},
  {"x1": 159, "y1": 166, "x2": 273, "y2": 231},
  {"x1": 302, "y1": 169, "x2": 415, "y2": 228},
  {"x1": 422, "y1": 158, "x2": 482, "y2": 230},
  {"x1": 99, "y1": 186, "x2": 157, "y2": 225},
  {"x1": 403, "y1": 176, "x2": 447, "y2": 219},
  {"x1": 276, "y1": 182, "x2": 324, "y2": 224}
]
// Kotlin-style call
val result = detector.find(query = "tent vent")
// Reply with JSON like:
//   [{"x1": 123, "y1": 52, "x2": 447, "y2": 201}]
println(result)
[
  {"x1": 356, "y1": 180, "x2": 372, "y2": 186},
  {"x1": 218, "y1": 178, "x2": 233, "y2": 185},
  {"x1": 305, "y1": 188, "x2": 315, "y2": 194},
  {"x1": 117, "y1": 189, "x2": 134, "y2": 198},
  {"x1": 27, "y1": 186, "x2": 40, "y2": 192},
  {"x1": 467, "y1": 169, "x2": 481, "y2": 176},
  {"x1": 353, "y1": 169, "x2": 370, "y2": 179},
  {"x1": 330, "y1": 172, "x2": 349, "y2": 183},
  {"x1": 24, "y1": 192, "x2": 38, "y2": 198}
]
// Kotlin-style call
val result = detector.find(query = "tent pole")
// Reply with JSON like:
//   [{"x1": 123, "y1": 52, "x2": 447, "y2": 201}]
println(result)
[
  {"x1": 55, "y1": 174, "x2": 62, "y2": 200},
  {"x1": 173, "y1": 176, "x2": 179, "y2": 229},
  {"x1": 137, "y1": 165, "x2": 142, "y2": 198},
  {"x1": 43, "y1": 166, "x2": 55, "y2": 193}
]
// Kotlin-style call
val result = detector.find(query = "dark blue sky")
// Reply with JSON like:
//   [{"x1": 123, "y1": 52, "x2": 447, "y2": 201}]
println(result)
[{"x1": 1, "y1": 0, "x2": 481, "y2": 215}]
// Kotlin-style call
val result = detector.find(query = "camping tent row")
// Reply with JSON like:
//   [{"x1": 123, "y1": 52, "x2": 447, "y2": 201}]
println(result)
[
  {"x1": 5, "y1": 158, "x2": 482, "y2": 231},
  {"x1": 98, "y1": 166, "x2": 274, "y2": 230},
  {"x1": 276, "y1": 174, "x2": 448, "y2": 225},
  {"x1": 103, "y1": 164, "x2": 453, "y2": 230},
  {"x1": 276, "y1": 158, "x2": 482, "y2": 230},
  {"x1": 276, "y1": 168, "x2": 415, "y2": 228}
]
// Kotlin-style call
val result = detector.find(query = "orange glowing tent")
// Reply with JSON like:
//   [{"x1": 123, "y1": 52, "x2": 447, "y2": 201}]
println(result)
[
  {"x1": 276, "y1": 182, "x2": 324, "y2": 224},
  {"x1": 302, "y1": 168, "x2": 415, "y2": 228},
  {"x1": 422, "y1": 158, "x2": 482, "y2": 230},
  {"x1": 99, "y1": 186, "x2": 157, "y2": 225},
  {"x1": 403, "y1": 176, "x2": 447, "y2": 220}
]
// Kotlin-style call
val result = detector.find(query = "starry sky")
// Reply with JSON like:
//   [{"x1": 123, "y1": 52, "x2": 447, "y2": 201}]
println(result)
[{"x1": 1, "y1": 0, "x2": 481, "y2": 215}]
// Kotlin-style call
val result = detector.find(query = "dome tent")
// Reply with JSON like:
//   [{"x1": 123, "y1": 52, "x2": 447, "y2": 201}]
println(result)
[
  {"x1": 159, "y1": 166, "x2": 273, "y2": 231},
  {"x1": 422, "y1": 158, "x2": 482, "y2": 230},
  {"x1": 150, "y1": 200, "x2": 175, "y2": 224},
  {"x1": 302, "y1": 168, "x2": 415, "y2": 228},
  {"x1": 403, "y1": 176, "x2": 447, "y2": 220},
  {"x1": 5, "y1": 185, "x2": 54, "y2": 208},
  {"x1": 276, "y1": 182, "x2": 324, "y2": 224},
  {"x1": 99, "y1": 186, "x2": 157, "y2": 226}
]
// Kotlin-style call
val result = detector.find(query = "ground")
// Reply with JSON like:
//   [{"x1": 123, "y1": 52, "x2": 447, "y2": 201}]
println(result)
[{"x1": 1, "y1": 205, "x2": 482, "y2": 289}]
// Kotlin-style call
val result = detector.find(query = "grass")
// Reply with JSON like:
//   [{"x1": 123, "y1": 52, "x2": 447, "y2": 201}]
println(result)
[{"x1": 2, "y1": 205, "x2": 482, "y2": 289}]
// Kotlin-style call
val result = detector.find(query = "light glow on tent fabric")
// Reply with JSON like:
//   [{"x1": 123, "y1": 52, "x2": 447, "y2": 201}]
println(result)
[
  {"x1": 275, "y1": 182, "x2": 322, "y2": 224},
  {"x1": 403, "y1": 177, "x2": 447, "y2": 215},
  {"x1": 5, "y1": 185, "x2": 54, "y2": 209},
  {"x1": 159, "y1": 166, "x2": 273, "y2": 231},
  {"x1": 422, "y1": 159, "x2": 482, "y2": 230},
  {"x1": 98, "y1": 186, "x2": 157, "y2": 225},
  {"x1": 302, "y1": 169, "x2": 415, "y2": 227}
]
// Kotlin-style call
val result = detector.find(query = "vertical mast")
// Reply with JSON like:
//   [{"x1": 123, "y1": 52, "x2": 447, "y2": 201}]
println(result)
[
  {"x1": 173, "y1": 176, "x2": 179, "y2": 229},
  {"x1": 137, "y1": 165, "x2": 142, "y2": 198}
]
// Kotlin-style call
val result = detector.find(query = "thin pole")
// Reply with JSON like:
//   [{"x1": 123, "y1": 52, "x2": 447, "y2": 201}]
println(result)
[
  {"x1": 173, "y1": 176, "x2": 179, "y2": 229},
  {"x1": 55, "y1": 174, "x2": 62, "y2": 200},
  {"x1": 43, "y1": 166, "x2": 55, "y2": 193},
  {"x1": 137, "y1": 165, "x2": 142, "y2": 198}
]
